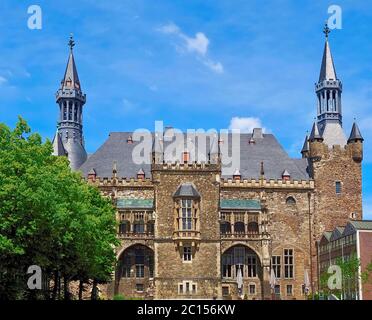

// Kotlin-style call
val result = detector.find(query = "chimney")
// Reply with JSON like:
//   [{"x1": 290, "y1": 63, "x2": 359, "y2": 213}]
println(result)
[{"x1": 252, "y1": 128, "x2": 263, "y2": 139}]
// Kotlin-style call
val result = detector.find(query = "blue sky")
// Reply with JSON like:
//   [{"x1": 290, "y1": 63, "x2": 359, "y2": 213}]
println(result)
[{"x1": 0, "y1": 0, "x2": 371, "y2": 218}]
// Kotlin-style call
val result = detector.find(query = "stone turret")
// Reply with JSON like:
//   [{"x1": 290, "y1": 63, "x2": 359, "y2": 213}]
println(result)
[
  {"x1": 308, "y1": 122, "x2": 325, "y2": 161},
  {"x1": 347, "y1": 122, "x2": 364, "y2": 162}
]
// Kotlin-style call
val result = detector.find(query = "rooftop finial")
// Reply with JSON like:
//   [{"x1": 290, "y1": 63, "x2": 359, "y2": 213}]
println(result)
[
  {"x1": 68, "y1": 33, "x2": 75, "y2": 51},
  {"x1": 323, "y1": 22, "x2": 331, "y2": 39}
]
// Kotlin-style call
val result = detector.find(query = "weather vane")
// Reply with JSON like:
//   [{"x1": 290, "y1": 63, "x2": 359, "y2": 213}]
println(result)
[
  {"x1": 323, "y1": 22, "x2": 331, "y2": 38},
  {"x1": 68, "y1": 33, "x2": 75, "y2": 50}
]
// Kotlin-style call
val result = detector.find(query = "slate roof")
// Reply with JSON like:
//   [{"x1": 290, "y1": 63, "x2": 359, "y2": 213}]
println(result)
[
  {"x1": 348, "y1": 123, "x2": 364, "y2": 143},
  {"x1": 79, "y1": 132, "x2": 310, "y2": 180},
  {"x1": 319, "y1": 38, "x2": 337, "y2": 81},
  {"x1": 173, "y1": 183, "x2": 200, "y2": 198}
]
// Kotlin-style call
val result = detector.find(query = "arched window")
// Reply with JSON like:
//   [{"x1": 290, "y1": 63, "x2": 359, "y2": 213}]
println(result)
[
  {"x1": 286, "y1": 196, "x2": 296, "y2": 205},
  {"x1": 119, "y1": 220, "x2": 130, "y2": 234},
  {"x1": 234, "y1": 222, "x2": 245, "y2": 234},
  {"x1": 118, "y1": 245, "x2": 154, "y2": 280},
  {"x1": 222, "y1": 246, "x2": 260, "y2": 279},
  {"x1": 220, "y1": 221, "x2": 231, "y2": 234},
  {"x1": 247, "y1": 222, "x2": 259, "y2": 233}
]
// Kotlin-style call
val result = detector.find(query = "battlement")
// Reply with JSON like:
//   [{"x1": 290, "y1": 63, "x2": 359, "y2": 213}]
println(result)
[
  {"x1": 152, "y1": 161, "x2": 221, "y2": 172},
  {"x1": 87, "y1": 176, "x2": 154, "y2": 188},
  {"x1": 309, "y1": 140, "x2": 363, "y2": 163},
  {"x1": 221, "y1": 178, "x2": 314, "y2": 190}
]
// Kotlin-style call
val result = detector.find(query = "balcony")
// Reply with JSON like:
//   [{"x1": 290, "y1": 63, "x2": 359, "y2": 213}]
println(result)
[
  {"x1": 220, "y1": 231, "x2": 261, "y2": 240},
  {"x1": 173, "y1": 230, "x2": 201, "y2": 241},
  {"x1": 118, "y1": 231, "x2": 154, "y2": 240}
]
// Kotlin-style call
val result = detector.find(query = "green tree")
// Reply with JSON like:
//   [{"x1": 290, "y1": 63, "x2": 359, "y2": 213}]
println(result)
[{"x1": 0, "y1": 118, "x2": 118, "y2": 300}]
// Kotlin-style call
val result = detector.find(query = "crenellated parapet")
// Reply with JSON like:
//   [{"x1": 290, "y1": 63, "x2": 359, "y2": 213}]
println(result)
[
  {"x1": 86, "y1": 176, "x2": 154, "y2": 188},
  {"x1": 152, "y1": 161, "x2": 221, "y2": 172},
  {"x1": 221, "y1": 178, "x2": 314, "y2": 190}
]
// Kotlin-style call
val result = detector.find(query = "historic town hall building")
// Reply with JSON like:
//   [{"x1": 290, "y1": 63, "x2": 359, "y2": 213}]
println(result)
[{"x1": 52, "y1": 27, "x2": 364, "y2": 300}]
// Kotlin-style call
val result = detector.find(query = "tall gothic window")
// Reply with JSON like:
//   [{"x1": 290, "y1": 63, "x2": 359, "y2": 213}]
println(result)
[
  {"x1": 181, "y1": 199, "x2": 193, "y2": 231},
  {"x1": 284, "y1": 249, "x2": 294, "y2": 279},
  {"x1": 272, "y1": 256, "x2": 281, "y2": 278},
  {"x1": 63, "y1": 102, "x2": 67, "y2": 120}
]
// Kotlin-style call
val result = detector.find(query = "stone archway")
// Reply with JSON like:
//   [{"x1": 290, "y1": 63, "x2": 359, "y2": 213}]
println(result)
[
  {"x1": 221, "y1": 244, "x2": 264, "y2": 299},
  {"x1": 115, "y1": 244, "x2": 154, "y2": 298}
]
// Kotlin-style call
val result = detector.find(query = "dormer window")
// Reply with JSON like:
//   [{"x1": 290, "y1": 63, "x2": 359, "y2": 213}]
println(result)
[
  {"x1": 282, "y1": 170, "x2": 291, "y2": 181},
  {"x1": 88, "y1": 168, "x2": 97, "y2": 181},
  {"x1": 137, "y1": 168, "x2": 145, "y2": 180},
  {"x1": 127, "y1": 135, "x2": 133, "y2": 144},
  {"x1": 233, "y1": 168, "x2": 241, "y2": 180},
  {"x1": 249, "y1": 137, "x2": 255, "y2": 144},
  {"x1": 183, "y1": 151, "x2": 190, "y2": 163}
]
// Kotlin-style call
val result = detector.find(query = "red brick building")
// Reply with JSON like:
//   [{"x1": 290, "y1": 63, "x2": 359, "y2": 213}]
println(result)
[{"x1": 318, "y1": 220, "x2": 372, "y2": 300}]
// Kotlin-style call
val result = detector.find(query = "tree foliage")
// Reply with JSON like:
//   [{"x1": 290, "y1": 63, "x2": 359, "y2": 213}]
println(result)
[{"x1": 0, "y1": 118, "x2": 118, "y2": 300}]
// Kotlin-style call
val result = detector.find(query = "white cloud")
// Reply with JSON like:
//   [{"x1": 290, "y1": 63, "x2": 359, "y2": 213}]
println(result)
[
  {"x1": 184, "y1": 32, "x2": 209, "y2": 56},
  {"x1": 229, "y1": 117, "x2": 267, "y2": 133},
  {"x1": 158, "y1": 22, "x2": 223, "y2": 74},
  {"x1": 0, "y1": 76, "x2": 7, "y2": 85},
  {"x1": 158, "y1": 22, "x2": 180, "y2": 35},
  {"x1": 203, "y1": 59, "x2": 224, "y2": 74}
]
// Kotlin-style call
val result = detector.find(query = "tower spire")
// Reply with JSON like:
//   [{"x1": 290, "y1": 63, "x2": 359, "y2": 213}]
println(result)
[
  {"x1": 319, "y1": 23, "x2": 337, "y2": 82},
  {"x1": 53, "y1": 34, "x2": 87, "y2": 170},
  {"x1": 314, "y1": 22, "x2": 346, "y2": 147}
]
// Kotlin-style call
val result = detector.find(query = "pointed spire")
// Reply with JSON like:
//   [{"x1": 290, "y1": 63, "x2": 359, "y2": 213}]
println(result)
[
  {"x1": 301, "y1": 135, "x2": 310, "y2": 155},
  {"x1": 209, "y1": 134, "x2": 220, "y2": 164},
  {"x1": 61, "y1": 34, "x2": 81, "y2": 91},
  {"x1": 319, "y1": 23, "x2": 337, "y2": 81},
  {"x1": 52, "y1": 130, "x2": 67, "y2": 156},
  {"x1": 309, "y1": 122, "x2": 323, "y2": 142},
  {"x1": 348, "y1": 122, "x2": 364, "y2": 143},
  {"x1": 152, "y1": 133, "x2": 163, "y2": 153}
]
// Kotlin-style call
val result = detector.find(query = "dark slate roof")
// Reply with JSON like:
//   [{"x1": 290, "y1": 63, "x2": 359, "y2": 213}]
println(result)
[
  {"x1": 348, "y1": 123, "x2": 364, "y2": 142},
  {"x1": 79, "y1": 132, "x2": 310, "y2": 180},
  {"x1": 330, "y1": 226, "x2": 345, "y2": 241},
  {"x1": 301, "y1": 135, "x2": 309, "y2": 154},
  {"x1": 173, "y1": 183, "x2": 200, "y2": 198},
  {"x1": 52, "y1": 131, "x2": 67, "y2": 156},
  {"x1": 309, "y1": 122, "x2": 323, "y2": 141},
  {"x1": 220, "y1": 199, "x2": 261, "y2": 210},
  {"x1": 116, "y1": 198, "x2": 154, "y2": 209},
  {"x1": 319, "y1": 38, "x2": 337, "y2": 81}
]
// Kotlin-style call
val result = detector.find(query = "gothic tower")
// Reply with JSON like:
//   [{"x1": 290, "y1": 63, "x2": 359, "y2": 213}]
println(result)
[
  {"x1": 305, "y1": 24, "x2": 364, "y2": 233},
  {"x1": 52, "y1": 35, "x2": 87, "y2": 170}
]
